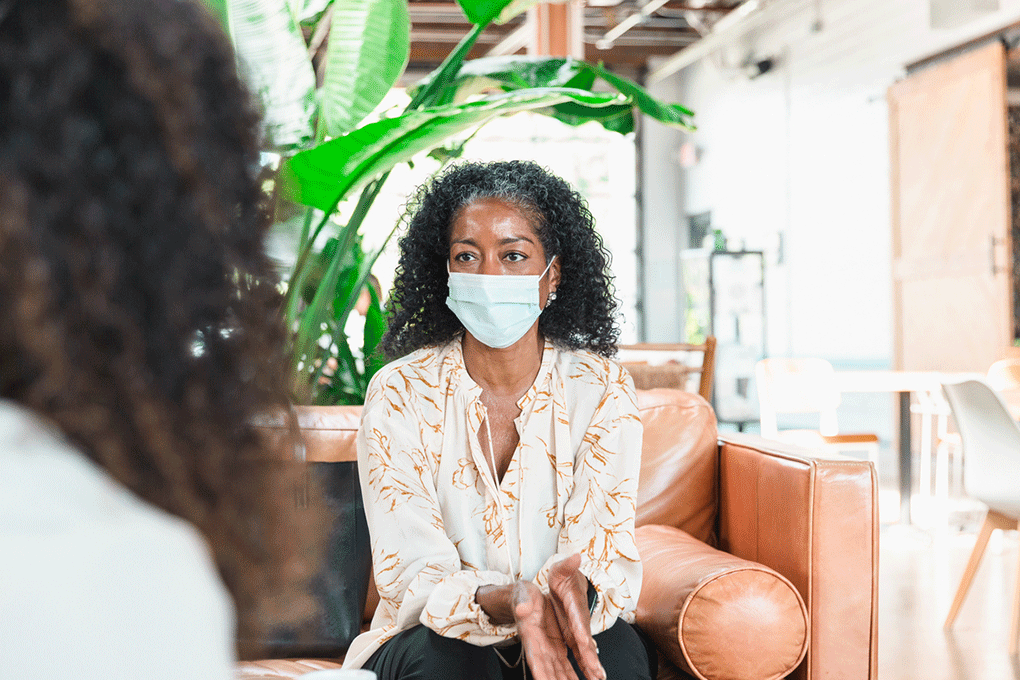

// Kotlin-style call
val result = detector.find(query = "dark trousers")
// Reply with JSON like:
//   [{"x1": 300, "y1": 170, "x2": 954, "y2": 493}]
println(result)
[{"x1": 361, "y1": 619, "x2": 657, "y2": 680}]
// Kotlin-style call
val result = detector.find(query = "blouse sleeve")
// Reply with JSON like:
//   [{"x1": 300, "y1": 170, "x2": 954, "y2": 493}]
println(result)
[
  {"x1": 533, "y1": 362, "x2": 643, "y2": 632},
  {"x1": 357, "y1": 372, "x2": 518, "y2": 644}
]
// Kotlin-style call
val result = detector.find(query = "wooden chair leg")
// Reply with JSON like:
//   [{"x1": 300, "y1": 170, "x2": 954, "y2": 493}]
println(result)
[
  {"x1": 945, "y1": 512, "x2": 997, "y2": 629},
  {"x1": 945, "y1": 511, "x2": 1018, "y2": 631}
]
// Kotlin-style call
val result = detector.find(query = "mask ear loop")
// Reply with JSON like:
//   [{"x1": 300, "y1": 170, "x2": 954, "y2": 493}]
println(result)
[
  {"x1": 541, "y1": 256, "x2": 557, "y2": 309},
  {"x1": 540, "y1": 255, "x2": 556, "y2": 279}
]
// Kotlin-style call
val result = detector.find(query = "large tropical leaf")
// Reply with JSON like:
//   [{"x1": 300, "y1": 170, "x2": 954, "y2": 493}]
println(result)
[
  {"x1": 322, "y1": 0, "x2": 410, "y2": 137},
  {"x1": 296, "y1": 226, "x2": 394, "y2": 403},
  {"x1": 208, "y1": 0, "x2": 318, "y2": 150},
  {"x1": 550, "y1": 100, "x2": 635, "y2": 134},
  {"x1": 406, "y1": 54, "x2": 576, "y2": 106},
  {"x1": 446, "y1": 55, "x2": 587, "y2": 91},
  {"x1": 547, "y1": 67, "x2": 634, "y2": 133},
  {"x1": 493, "y1": 0, "x2": 541, "y2": 23},
  {"x1": 455, "y1": 0, "x2": 530, "y2": 26},
  {"x1": 587, "y1": 63, "x2": 695, "y2": 130},
  {"x1": 202, "y1": 0, "x2": 230, "y2": 27},
  {"x1": 292, "y1": 0, "x2": 332, "y2": 22},
  {"x1": 423, "y1": 55, "x2": 694, "y2": 132},
  {"x1": 405, "y1": 24, "x2": 485, "y2": 110},
  {"x1": 396, "y1": 0, "x2": 537, "y2": 114},
  {"x1": 282, "y1": 88, "x2": 628, "y2": 211},
  {"x1": 362, "y1": 285, "x2": 386, "y2": 376},
  {"x1": 292, "y1": 221, "x2": 357, "y2": 398},
  {"x1": 434, "y1": 56, "x2": 635, "y2": 133}
]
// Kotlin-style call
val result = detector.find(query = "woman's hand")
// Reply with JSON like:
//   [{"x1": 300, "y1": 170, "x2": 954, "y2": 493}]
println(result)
[
  {"x1": 511, "y1": 580, "x2": 578, "y2": 680},
  {"x1": 476, "y1": 554, "x2": 605, "y2": 680},
  {"x1": 546, "y1": 554, "x2": 605, "y2": 680}
]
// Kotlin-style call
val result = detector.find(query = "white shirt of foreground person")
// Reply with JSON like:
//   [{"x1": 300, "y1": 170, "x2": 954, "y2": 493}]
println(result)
[
  {"x1": 0, "y1": 400, "x2": 235, "y2": 680},
  {"x1": 344, "y1": 337, "x2": 643, "y2": 669}
]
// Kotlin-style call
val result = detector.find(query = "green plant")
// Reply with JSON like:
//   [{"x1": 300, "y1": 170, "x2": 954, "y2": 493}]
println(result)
[{"x1": 204, "y1": 0, "x2": 694, "y2": 405}]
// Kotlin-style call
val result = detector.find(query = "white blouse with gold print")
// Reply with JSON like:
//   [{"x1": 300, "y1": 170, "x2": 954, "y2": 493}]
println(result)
[{"x1": 343, "y1": 337, "x2": 643, "y2": 669}]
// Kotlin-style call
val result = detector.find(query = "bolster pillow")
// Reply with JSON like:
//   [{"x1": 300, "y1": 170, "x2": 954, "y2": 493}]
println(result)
[{"x1": 635, "y1": 524, "x2": 809, "y2": 680}]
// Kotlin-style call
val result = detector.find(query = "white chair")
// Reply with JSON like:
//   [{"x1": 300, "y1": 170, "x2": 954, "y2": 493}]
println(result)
[
  {"x1": 941, "y1": 379, "x2": 1020, "y2": 654},
  {"x1": 910, "y1": 388, "x2": 961, "y2": 514},
  {"x1": 755, "y1": 358, "x2": 880, "y2": 464},
  {"x1": 987, "y1": 358, "x2": 1020, "y2": 420}
]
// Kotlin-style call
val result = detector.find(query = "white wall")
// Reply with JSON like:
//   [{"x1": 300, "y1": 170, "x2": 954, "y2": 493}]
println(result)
[
  {"x1": 640, "y1": 75, "x2": 685, "y2": 342},
  {"x1": 643, "y1": 0, "x2": 1020, "y2": 364}
]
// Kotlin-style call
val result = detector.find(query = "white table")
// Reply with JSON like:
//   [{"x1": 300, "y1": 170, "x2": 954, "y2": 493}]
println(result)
[{"x1": 834, "y1": 371, "x2": 979, "y2": 524}]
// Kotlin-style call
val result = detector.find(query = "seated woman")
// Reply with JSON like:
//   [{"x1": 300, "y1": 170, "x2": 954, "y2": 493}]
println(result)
[{"x1": 346, "y1": 161, "x2": 654, "y2": 680}]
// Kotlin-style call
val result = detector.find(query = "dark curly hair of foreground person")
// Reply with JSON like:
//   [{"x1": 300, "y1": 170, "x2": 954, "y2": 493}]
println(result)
[
  {"x1": 381, "y1": 160, "x2": 621, "y2": 359},
  {"x1": 0, "y1": 0, "x2": 314, "y2": 653}
]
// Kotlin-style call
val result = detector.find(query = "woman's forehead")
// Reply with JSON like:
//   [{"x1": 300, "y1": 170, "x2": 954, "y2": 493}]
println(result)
[{"x1": 448, "y1": 197, "x2": 541, "y2": 242}]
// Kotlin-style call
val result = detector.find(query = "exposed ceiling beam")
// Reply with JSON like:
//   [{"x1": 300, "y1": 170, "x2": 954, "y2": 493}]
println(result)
[
  {"x1": 648, "y1": 0, "x2": 802, "y2": 83},
  {"x1": 662, "y1": 2, "x2": 740, "y2": 10},
  {"x1": 405, "y1": 0, "x2": 738, "y2": 70},
  {"x1": 409, "y1": 29, "x2": 517, "y2": 43},
  {"x1": 529, "y1": 1, "x2": 585, "y2": 58},
  {"x1": 596, "y1": 0, "x2": 672, "y2": 50},
  {"x1": 487, "y1": 23, "x2": 532, "y2": 55},
  {"x1": 587, "y1": 31, "x2": 698, "y2": 46}
]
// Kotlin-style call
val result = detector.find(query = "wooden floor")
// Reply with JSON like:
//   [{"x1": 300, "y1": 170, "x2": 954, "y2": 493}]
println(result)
[{"x1": 879, "y1": 509, "x2": 1020, "y2": 679}]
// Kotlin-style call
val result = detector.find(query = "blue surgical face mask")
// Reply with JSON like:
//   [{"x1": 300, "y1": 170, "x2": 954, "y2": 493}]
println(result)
[{"x1": 445, "y1": 257, "x2": 556, "y2": 349}]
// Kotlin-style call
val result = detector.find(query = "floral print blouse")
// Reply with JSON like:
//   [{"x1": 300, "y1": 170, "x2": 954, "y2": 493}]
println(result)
[{"x1": 343, "y1": 337, "x2": 643, "y2": 669}]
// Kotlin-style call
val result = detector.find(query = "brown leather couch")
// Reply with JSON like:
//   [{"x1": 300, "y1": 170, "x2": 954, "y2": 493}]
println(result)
[{"x1": 241, "y1": 388, "x2": 878, "y2": 680}]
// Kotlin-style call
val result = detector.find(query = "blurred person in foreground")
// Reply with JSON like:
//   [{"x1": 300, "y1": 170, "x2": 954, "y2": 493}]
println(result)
[
  {"x1": 0, "y1": 0, "x2": 307, "y2": 677},
  {"x1": 346, "y1": 161, "x2": 654, "y2": 680}
]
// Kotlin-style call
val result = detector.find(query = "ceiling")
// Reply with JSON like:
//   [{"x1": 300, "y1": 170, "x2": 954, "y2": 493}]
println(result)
[{"x1": 406, "y1": 0, "x2": 746, "y2": 75}]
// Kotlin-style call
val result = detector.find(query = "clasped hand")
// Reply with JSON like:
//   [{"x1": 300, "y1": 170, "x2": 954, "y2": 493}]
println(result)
[{"x1": 510, "y1": 553, "x2": 605, "y2": 680}]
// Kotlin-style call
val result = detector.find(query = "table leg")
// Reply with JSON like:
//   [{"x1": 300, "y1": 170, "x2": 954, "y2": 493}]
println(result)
[{"x1": 899, "y1": 391, "x2": 912, "y2": 524}]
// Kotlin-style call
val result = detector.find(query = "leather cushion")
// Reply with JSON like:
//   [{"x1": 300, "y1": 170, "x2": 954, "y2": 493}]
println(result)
[
  {"x1": 635, "y1": 524, "x2": 809, "y2": 680},
  {"x1": 255, "y1": 405, "x2": 362, "y2": 463},
  {"x1": 635, "y1": 389, "x2": 718, "y2": 544},
  {"x1": 235, "y1": 658, "x2": 343, "y2": 679}
]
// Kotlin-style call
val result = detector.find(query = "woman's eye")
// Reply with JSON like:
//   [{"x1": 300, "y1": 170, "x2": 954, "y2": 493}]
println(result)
[
  {"x1": 505, "y1": 252, "x2": 526, "y2": 262},
  {"x1": 453, "y1": 252, "x2": 473, "y2": 262}
]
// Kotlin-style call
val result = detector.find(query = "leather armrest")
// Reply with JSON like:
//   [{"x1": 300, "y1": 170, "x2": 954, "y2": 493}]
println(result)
[
  {"x1": 717, "y1": 433, "x2": 879, "y2": 680},
  {"x1": 635, "y1": 525, "x2": 808, "y2": 680}
]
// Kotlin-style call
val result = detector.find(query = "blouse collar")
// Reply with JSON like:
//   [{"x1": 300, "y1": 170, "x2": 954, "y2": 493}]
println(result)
[{"x1": 445, "y1": 336, "x2": 557, "y2": 410}]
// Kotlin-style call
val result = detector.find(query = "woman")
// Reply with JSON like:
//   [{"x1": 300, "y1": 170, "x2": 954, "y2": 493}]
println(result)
[
  {"x1": 347, "y1": 161, "x2": 653, "y2": 680},
  {"x1": 0, "y1": 0, "x2": 308, "y2": 676}
]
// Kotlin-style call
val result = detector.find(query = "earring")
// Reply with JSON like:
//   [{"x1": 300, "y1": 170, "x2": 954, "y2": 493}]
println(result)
[{"x1": 545, "y1": 291, "x2": 557, "y2": 308}]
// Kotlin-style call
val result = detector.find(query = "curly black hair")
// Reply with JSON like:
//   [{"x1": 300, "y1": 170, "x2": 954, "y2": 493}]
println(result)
[
  {"x1": 0, "y1": 0, "x2": 313, "y2": 654},
  {"x1": 381, "y1": 160, "x2": 620, "y2": 359}
]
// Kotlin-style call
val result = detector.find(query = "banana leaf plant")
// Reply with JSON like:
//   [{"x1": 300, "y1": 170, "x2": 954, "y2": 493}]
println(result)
[{"x1": 203, "y1": 0, "x2": 694, "y2": 405}]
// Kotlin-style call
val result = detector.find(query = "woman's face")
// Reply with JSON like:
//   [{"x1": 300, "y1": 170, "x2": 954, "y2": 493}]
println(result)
[{"x1": 448, "y1": 197, "x2": 560, "y2": 304}]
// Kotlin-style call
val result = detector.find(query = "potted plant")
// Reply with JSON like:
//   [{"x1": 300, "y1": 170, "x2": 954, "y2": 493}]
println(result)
[
  {"x1": 204, "y1": 0, "x2": 694, "y2": 406},
  {"x1": 201, "y1": 0, "x2": 694, "y2": 656}
]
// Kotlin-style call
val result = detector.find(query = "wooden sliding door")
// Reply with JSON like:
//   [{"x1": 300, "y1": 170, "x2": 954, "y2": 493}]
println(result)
[{"x1": 888, "y1": 41, "x2": 1011, "y2": 372}]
